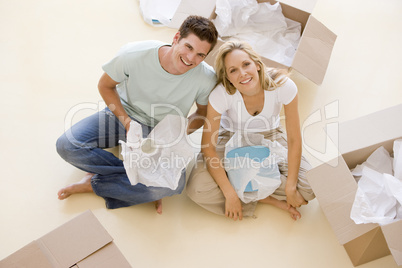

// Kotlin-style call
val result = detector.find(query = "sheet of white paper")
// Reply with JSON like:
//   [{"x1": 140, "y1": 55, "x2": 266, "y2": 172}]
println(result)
[
  {"x1": 139, "y1": 0, "x2": 181, "y2": 26},
  {"x1": 393, "y1": 139, "x2": 402, "y2": 180},
  {"x1": 126, "y1": 120, "x2": 142, "y2": 147},
  {"x1": 350, "y1": 167, "x2": 397, "y2": 225},
  {"x1": 351, "y1": 146, "x2": 393, "y2": 177},
  {"x1": 224, "y1": 132, "x2": 286, "y2": 203},
  {"x1": 350, "y1": 140, "x2": 402, "y2": 225},
  {"x1": 120, "y1": 115, "x2": 194, "y2": 190}
]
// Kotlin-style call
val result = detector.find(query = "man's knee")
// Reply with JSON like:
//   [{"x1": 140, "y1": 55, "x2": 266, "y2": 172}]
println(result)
[
  {"x1": 56, "y1": 133, "x2": 71, "y2": 159},
  {"x1": 56, "y1": 132, "x2": 82, "y2": 160}
]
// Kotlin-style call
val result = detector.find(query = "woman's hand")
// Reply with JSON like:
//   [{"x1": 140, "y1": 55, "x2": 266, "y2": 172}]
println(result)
[
  {"x1": 285, "y1": 187, "x2": 308, "y2": 208},
  {"x1": 224, "y1": 192, "x2": 243, "y2": 221}
]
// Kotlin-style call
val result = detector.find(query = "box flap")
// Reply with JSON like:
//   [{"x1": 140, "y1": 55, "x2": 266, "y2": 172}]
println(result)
[
  {"x1": 382, "y1": 220, "x2": 402, "y2": 266},
  {"x1": 307, "y1": 157, "x2": 378, "y2": 244},
  {"x1": 77, "y1": 242, "x2": 132, "y2": 268},
  {"x1": 333, "y1": 104, "x2": 402, "y2": 157},
  {"x1": 37, "y1": 210, "x2": 113, "y2": 268},
  {"x1": 343, "y1": 227, "x2": 391, "y2": 266},
  {"x1": 0, "y1": 241, "x2": 53, "y2": 268},
  {"x1": 168, "y1": 0, "x2": 216, "y2": 29},
  {"x1": 291, "y1": 16, "x2": 336, "y2": 84}
]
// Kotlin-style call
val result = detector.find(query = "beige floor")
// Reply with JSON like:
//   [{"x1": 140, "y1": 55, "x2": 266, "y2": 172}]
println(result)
[{"x1": 1, "y1": 0, "x2": 401, "y2": 267}]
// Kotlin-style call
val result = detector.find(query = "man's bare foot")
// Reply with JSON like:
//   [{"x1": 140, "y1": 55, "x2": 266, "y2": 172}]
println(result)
[
  {"x1": 58, "y1": 173, "x2": 94, "y2": 200},
  {"x1": 154, "y1": 199, "x2": 162, "y2": 214},
  {"x1": 288, "y1": 206, "x2": 301, "y2": 221}
]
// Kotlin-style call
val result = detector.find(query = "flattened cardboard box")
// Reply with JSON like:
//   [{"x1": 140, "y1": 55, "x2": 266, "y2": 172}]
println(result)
[
  {"x1": 0, "y1": 210, "x2": 132, "y2": 268},
  {"x1": 168, "y1": 0, "x2": 336, "y2": 85},
  {"x1": 307, "y1": 104, "x2": 402, "y2": 267}
]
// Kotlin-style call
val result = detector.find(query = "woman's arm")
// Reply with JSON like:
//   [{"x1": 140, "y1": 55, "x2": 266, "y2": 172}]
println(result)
[
  {"x1": 201, "y1": 102, "x2": 243, "y2": 220},
  {"x1": 283, "y1": 94, "x2": 308, "y2": 208}
]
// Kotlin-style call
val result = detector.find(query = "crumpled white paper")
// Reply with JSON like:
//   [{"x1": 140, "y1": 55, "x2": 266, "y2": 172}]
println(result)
[
  {"x1": 139, "y1": 0, "x2": 181, "y2": 26},
  {"x1": 119, "y1": 114, "x2": 194, "y2": 190},
  {"x1": 213, "y1": 0, "x2": 301, "y2": 66},
  {"x1": 350, "y1": 140, "x2": 402, "y2": 225},
  {"x1": 224, "y1": 132, "x2": 287, "y2": 203},
  {"x1": 393, "y1": 139, "x2": 402, "y2": 180},
  {"x1": 351, "y1": 146, "x2": 393, "y2": 181}
]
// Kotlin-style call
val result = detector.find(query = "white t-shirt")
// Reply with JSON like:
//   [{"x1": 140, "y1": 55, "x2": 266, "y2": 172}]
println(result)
[
  {"x1": 102, "y1": 40, "x2": 216, "y2": 127},
  {"x1": 209, "y1": 78, "x2": 297, "y2": 132}
]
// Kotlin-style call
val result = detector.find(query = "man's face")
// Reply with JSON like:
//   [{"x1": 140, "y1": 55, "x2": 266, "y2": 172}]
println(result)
[{"x1": 170, "y1": 32, "x2": 212, "y2": 75}]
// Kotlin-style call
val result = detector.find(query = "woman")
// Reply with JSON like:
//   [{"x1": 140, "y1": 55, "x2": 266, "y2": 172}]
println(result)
[{"x1": 186, "y1": 41, "x2": 315, "y2": 221}]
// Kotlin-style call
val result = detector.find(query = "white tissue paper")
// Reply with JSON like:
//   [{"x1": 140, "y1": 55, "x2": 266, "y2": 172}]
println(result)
[
  {"x1": 119, "y1": 114, "x2": 194, "y2": 190},
  {"x1": 139, "y1": 0, "x2": 181, "y2": 26},
  {"x1": 350, "y1": 140, "x2": 402, "y2": 225},
  {"x1": 213, "y1": 0, "x2": 301, "y2": 66},
  {"x1": 224, "y1": 132, "x2": 287, "y2": 203},
  {"x1": 393, "y1": 139, "x2": 402, "y2": 180},
  {"x1": 351, "y1": 146, "x2": 393, "y2": 181}
]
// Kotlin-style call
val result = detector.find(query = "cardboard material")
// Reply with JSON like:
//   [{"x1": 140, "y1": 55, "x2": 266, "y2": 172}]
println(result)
[
  {"x1": 169, "y1": 0, "x2": 216, "y2": 29},
  {"x1": 0, "y1": 210, "x2": 132, "y2": 268},
  {"x1": 168, "y1": 0, "x2": 336, "y2": 84},
  {"x1": 307, "y1": 104, "x2": 402, "y2": 267}
]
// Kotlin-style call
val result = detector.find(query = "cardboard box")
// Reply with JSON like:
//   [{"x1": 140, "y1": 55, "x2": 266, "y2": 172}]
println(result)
[
  {"x1": 168, "y1": 0, "x2": 336, "y2": 85},
  {"x1": 307, "y1": 104, "x2": 402, "y2": 267},
  {"x1": 0, "y1": 210, "x2": 132, "y2": 268}
]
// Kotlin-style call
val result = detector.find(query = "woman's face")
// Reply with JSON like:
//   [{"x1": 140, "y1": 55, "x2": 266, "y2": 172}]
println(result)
[{"x1": 224, "y1": 49, "x2": 261, "y2": 96}]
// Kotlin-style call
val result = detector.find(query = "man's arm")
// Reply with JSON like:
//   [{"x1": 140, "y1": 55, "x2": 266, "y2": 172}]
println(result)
[
  {"x1": 98, "y1": 72, "x2": 131, "y2": 132},
  {"x1": 186, "y1": 102, "x2": 207, "y2": 135}
]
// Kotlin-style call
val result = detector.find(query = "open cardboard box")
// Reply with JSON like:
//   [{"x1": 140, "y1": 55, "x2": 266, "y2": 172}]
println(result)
[
  {"x1": 0, "y1": 210, "x2": 131, "y2": 268},
  {"x1": 307, "y1": 104, "x2": 402, "y2": 267},
  {"x1": 168, "y1": 0, "x2": 336, "y2": 85}
]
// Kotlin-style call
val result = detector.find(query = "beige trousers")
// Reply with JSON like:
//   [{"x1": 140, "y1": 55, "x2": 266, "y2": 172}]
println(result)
[{"x1": 186, "y1": 127, "x2": 315, "y2": 217}]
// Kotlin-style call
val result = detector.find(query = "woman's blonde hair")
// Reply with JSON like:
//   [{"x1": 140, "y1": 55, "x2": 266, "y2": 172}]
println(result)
[{"x1": 214, "y1": 41, "x2": 288, "y2": 95}]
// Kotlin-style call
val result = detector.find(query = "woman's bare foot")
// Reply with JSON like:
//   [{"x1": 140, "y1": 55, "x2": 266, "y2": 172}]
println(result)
[
  {"x1": 287, "y1": 206, "x2": 301, "y2": 221},
  {"x1": 154, "y1": 199, "x2": 162, "y2": 214},
  {"x1": 58, "y1": 173, "x2": 94, "y2": 200},
  {"x1": 259, "y1": 196, "x2": 302, "y2": 220}
]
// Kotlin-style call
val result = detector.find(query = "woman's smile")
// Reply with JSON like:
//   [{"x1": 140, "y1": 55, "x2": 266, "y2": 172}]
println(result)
[
  {"x1": 225, "y1": 49, "x2": 261, "y2": 96},
  {"x1": 240, "y1": 77, "x2": 252, "y2": 84}
]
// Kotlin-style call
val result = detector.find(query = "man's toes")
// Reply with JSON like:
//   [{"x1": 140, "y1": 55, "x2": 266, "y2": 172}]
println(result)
[
  {"x1": 58, "y1": 188, "x2": 70, "y2": 200},
  {"x1": 155, "y1": 200, "x2": 162, "y2": 214}
]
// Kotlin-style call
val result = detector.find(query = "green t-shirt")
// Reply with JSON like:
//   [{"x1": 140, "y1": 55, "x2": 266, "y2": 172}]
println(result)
[{"x1": 102, "y1": 40, "x2": 216, "y2": 127}]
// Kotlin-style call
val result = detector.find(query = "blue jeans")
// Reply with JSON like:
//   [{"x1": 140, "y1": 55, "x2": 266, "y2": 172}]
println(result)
[{"x1": 56, "y1": 108, "x2": 186, "y2": 209}]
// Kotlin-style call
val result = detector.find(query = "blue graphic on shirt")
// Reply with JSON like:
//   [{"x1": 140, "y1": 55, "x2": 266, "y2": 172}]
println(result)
[{"x1": 226, "y1": 146, "x2": 271, "y2": 192}]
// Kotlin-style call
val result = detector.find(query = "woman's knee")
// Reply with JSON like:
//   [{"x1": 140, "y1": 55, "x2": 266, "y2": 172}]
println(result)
[
  {"x1": 186, "y1": 172, "x2": 200, "y2": 201},
  {"x1": 186, "y1": 169, "x2": 221, "y2": 203},
  {"x1": 186, "y1": 169, "x2": 206, "y2": 201}
]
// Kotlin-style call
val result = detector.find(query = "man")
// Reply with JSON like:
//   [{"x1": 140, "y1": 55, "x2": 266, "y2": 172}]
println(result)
[{"x1": 56, "y1": 15, "x2": 218, "y2": 214}]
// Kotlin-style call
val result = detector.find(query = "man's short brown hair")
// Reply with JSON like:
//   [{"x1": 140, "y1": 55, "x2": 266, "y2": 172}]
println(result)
[{"x1": 178, "y1": 15, "x2": 218, "y2": 53}]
